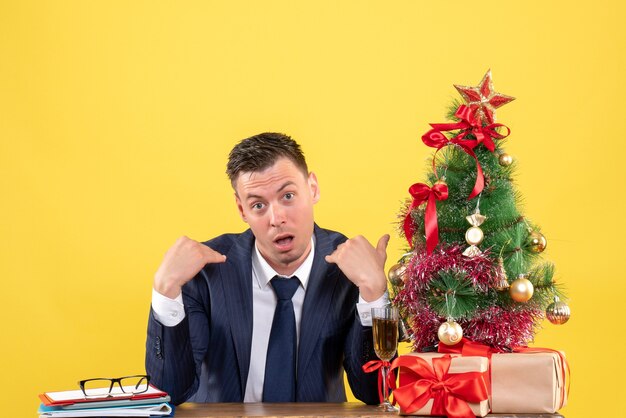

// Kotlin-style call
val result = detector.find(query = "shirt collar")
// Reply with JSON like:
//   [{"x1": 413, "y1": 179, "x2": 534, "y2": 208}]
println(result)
[{"x1": 251, "y1": 236, "x2": 315, "y2": 290}]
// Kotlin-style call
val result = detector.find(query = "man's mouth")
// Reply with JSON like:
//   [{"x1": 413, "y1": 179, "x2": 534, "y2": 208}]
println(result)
[{"x1": 274, "y1": 235, "x2": 294, "y2": 247}]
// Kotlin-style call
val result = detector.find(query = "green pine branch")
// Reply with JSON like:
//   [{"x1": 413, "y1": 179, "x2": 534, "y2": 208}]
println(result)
[{"x1": 427, "y1": 269, "x2": 487, "y2": 319}]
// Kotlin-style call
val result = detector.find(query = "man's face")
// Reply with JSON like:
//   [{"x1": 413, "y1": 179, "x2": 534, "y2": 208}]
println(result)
[{"x1": 235, "y1": 157, "x2": 320, "y2": 276}]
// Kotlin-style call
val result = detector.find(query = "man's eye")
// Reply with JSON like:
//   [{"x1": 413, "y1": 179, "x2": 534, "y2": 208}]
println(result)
[
  {"x1": 284, "y1": 193, "x2": 295, "y2": 200},
  {"x1": 252, "y1": 203, "x2": 264, "y2": 210}
]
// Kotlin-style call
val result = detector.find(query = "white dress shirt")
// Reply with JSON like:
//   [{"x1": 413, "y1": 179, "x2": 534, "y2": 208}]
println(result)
[{"x1": 151, "y1": 237, "x2": 388, "y2": 402}]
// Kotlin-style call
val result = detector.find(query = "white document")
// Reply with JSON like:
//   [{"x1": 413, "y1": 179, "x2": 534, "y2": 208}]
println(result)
[{"x1": 39, "y1": 402, "x2": 172, "y2": 417}]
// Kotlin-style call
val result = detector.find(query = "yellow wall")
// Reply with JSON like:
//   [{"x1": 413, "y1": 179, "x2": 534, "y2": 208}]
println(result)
[{"x1": 1, "y1": 1, "x2": 623, "y2": 417}]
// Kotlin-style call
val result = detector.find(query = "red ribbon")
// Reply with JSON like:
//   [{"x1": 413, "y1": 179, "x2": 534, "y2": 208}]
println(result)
[
  {"x1": 422, "y1": 128, "x2": 484, "y2": 200},
  {"x1": 390, "y1": 354, "x2": 488, "y2": 418},
  {"x1": 438, "y1": 337, "x2": 496, "y2": 357},
  {"x1": 427, "y1": 105, "x2": 511, "y2": 152},
  {"x1": 362, "y1": 360, "x2": 397, "y2": 404},
  {"x1": 438, "y1": 338, "x2": 570, "y2": 409},
  {"x1": 438, "y1": 337, "x2": 496, "y2": 395},
  {"x1": 421, "y1": 105, "x2": 510, "y2": 200},
  {"x1": 403, "y1": 182, "x2": 448, "y2": 253}
]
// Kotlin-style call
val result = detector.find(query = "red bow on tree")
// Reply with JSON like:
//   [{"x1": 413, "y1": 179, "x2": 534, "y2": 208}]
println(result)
[
  {"x1": 427, "y1": 105, "x2": 510, "y2": 152},
  {"x1": 403, "y1": 181, "x2": 448, "y2": 253},
  {"x1": 390, "y1": 355, "x2": 489, "y2": 418},
  {"x1": 421, "y1": 105, "x2": 511, "y2": 200}
]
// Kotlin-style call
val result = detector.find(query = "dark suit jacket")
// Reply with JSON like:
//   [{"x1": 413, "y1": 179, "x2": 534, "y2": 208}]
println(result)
[{"x1": 145, "y1": 225, "x2": 380, "y2": 405}]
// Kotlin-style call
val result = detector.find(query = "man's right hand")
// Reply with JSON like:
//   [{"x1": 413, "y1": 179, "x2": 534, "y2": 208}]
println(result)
[{"x1": 154, "y1": 236, "x2": 227, "y2": 299}]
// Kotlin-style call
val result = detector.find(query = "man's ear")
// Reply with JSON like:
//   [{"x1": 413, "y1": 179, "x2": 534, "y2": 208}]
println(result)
[
  {"x1": 308, "y1": 172, "x2": 320, "y2": 204},
  {"x1": 235, "y1": 193, "x2": 248, "y2": 223}
]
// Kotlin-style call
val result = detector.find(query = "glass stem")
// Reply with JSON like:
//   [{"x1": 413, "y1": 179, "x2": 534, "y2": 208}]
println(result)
[{"x1": 381, "y1": 365, "x2": 389, "y2": 403}]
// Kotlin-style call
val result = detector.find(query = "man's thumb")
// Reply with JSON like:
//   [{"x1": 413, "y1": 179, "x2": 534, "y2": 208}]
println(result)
[{"x1": 376, "y1": 234, "x2": 390, "y2": 256}]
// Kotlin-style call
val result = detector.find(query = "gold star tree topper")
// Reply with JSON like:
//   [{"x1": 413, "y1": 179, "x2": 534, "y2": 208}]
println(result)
[{"x1": 454, "y1": 70, "x2": 515, "y2": 125}]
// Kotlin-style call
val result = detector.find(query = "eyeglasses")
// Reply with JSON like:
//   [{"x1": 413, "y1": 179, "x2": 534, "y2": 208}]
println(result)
[{"x1": 78, "y1": 375, "x2": 150, "y2": 398}]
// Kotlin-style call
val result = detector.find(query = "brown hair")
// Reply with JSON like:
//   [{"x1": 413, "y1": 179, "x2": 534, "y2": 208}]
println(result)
[{"x1": 226, "y1": 132, "x2": 308, "y2": 187}]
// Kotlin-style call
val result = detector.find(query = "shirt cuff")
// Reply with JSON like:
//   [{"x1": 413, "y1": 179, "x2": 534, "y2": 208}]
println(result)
[
  {"x1": 151, "y1": 288, "x2": 186, "y2": 327},
  {"x1": 356, "y1": 290, "x2": 389, "y2": 326}
]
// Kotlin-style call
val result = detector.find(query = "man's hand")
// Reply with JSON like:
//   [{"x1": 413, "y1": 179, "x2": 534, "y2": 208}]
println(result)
[
  {"x1": 154, "y1": 236, "x2": 227, "y2": 299},
  {"x1": 325, "y1": 234, "x2": 390, "y2": 302}
]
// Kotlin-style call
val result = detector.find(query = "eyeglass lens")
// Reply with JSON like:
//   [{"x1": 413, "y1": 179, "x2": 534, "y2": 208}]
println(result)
[{"x1": 82, "y1": 376, "x2": 149, "y2": 397}]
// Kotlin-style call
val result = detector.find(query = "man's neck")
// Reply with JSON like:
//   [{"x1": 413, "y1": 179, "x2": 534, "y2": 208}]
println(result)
[{"x1": 253, "y1": 237, "x2": 316, "y2": 280}]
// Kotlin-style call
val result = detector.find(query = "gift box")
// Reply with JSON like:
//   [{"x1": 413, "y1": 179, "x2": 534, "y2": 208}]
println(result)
[
  {"x1": 393, "y1": 353, "x2": 490, "y2": 417},
  {"x1": 490, "y1": 351, "x2": 568, "y2": 414}
]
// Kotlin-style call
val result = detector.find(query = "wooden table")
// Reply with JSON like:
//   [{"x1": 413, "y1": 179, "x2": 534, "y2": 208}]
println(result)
[{"x1": 173, "y1": 403, "x2": 564, "y2": 418}]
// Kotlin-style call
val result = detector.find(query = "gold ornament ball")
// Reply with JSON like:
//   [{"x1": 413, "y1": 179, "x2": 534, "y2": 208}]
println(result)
[
  {"x1": 437, "y1": 320, "x2": 463, "y2": 346},
  {"x1": 528, "y1": 231, "x2": 548, "y2": 253},
  {"x1": 387, "y1": 263, "x2": 407, "y2": 286},
  {"x1": 465, "y1": 226, "x2": 484, "y2": 246},
  {"x1": 498, "y1": 153, "x2": 513, "y2": 166},
  {"x1": 509, "y1": 277, "x2": 534, "y2": 302},
  {"x1": 434, "y1": 179, "x2": 448, "y2": 187},
  {"x1": 546, "y1": 298, "x2": 571, "y2": 325}
]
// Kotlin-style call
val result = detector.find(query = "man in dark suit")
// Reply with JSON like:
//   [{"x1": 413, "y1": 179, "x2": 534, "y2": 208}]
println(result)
[{"x1": 146, "y1": 132, "x2": 389, "y2": 405}]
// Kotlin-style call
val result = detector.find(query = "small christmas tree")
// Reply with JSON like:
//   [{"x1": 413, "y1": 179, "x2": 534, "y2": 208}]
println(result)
[{"x1": 391, "y1": 71, "x2": 571, "y2": 352}]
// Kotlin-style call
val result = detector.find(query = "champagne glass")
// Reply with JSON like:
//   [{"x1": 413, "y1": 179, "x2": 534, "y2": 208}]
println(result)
[{"x1": 371, "y1": 306, "x2": 399, "y2": 412}]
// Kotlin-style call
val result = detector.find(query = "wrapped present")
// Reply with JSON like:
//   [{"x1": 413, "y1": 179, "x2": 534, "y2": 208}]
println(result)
[
  {"x1": 490, "y1": 350, "x2": 568, "y2": 413},
  {"x1": 439, "y1": 339, "x2": 569, "y2": 414},
  {"x1": 391, "y1": 353, "x2": 490, "y2": 418}
]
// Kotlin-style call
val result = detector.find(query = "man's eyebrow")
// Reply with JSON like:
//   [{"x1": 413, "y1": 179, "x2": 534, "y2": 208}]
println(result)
[
  {"x1": 277, "y1": 181, "x2": 296, "y2": 193},
  {"x1": 244, "y1": 181, "x2": 296, "y2": 201},
  {"x1": 244, "y1": 193, "x2": 263, "y2": 201}
]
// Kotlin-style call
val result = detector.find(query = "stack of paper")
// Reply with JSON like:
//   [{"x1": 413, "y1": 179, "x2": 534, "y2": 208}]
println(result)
[{"x1": 38, "y1": 385, "x2": 172, "y2": 417}]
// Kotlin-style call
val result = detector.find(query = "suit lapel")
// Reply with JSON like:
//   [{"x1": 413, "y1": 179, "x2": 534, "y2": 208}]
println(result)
[
  {"x1": 297, "y1": 226, "x2": 338, "y2": 377},
  {"x1": 220, "y1": 230, "x2": 254, "y2": 393}
]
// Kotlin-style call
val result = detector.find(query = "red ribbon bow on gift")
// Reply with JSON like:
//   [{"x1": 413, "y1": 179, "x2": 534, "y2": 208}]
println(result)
[
  {"x1": 438, "y1": 337, "x2": 497, "y2": 394},
  {"x1": 403, "y1": 182, "x2": 448, "y2": 253},
  {"x1": 421, "y1": 105, "x2": 511, "y2": 200},
  {"x1": 362, "y1": 360, "x2": 397, "y2": 404},
  {"x1": 390, "y1": 354, "x2": 488, "y2": 418},
  {"x1": 438, "y1": 337, "x2": 570, "y2": 409}
]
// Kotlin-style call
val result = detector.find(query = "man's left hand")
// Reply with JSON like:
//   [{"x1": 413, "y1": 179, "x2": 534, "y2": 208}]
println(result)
[{"x1": 325, "y1": 234, "x2": 389, "y2": 302}]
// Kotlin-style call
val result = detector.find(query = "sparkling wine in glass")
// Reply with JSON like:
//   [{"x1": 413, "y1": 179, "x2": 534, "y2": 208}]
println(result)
[{"x1": 371, "y1": 306, "x2": 399, "y2": 412}]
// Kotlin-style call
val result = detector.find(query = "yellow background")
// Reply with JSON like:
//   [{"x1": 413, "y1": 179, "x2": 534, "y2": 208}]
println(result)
[{"x1": 1, "y1": 1, "x2": 623, "y2": 417}]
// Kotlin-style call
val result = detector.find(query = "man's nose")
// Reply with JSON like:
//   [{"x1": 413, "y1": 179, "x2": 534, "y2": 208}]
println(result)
[{"x1": 269, "y1": 205, "x2": 286, "y2": 226}]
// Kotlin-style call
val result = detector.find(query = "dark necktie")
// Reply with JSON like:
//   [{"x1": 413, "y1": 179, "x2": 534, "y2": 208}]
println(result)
[{"x1": 262, "y1": 276, "x2": 300, "y2": 402}]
